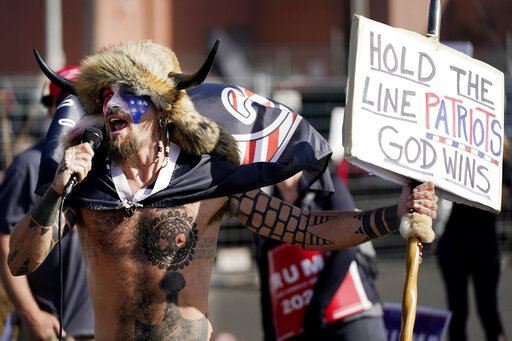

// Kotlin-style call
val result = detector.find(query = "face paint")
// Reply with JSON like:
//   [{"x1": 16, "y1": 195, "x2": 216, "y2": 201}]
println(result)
[
  {"x1": 103, "y1": 85, "x2": 152, "y2": 124},
  {"x1": 102, "y1": 88, "x2": 114, "y2": 113}
]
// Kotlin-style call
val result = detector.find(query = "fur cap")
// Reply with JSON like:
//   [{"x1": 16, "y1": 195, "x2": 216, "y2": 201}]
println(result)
[{"x1": 73, "y1": 40, "x2": 239, "y2": 165}]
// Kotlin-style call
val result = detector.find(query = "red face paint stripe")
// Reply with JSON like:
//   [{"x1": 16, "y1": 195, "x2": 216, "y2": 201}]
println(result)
[{"x1": 102, "y1": 88, "x2": 114, "y2": 113}]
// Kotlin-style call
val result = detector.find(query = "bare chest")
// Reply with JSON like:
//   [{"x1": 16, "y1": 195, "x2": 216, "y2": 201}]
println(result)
[
  {"x1": 75, "y1": 200, "x2": 227, "y2": 340},
  {"x1": 77, "y1": 200, "x2": 226, "y2": 270}
]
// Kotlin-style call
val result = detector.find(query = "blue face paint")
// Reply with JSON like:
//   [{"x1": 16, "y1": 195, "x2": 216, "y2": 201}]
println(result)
[
  {"x1": 103, "y1": 85, "x2": 152, "y2": 124},
  {"x1": 120, "y1": 86, "x2": 152, "y2": 124}
]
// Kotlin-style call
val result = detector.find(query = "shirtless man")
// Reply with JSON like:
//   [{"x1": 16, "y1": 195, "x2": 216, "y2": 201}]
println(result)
[{"x1": 8, "y1": 41, "x2": 438, "y2": 341}]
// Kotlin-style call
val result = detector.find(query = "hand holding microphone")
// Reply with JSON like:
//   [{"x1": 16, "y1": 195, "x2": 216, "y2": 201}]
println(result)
[{"x1": 61, "y1": 127, "x2": 103, "y2": 199}]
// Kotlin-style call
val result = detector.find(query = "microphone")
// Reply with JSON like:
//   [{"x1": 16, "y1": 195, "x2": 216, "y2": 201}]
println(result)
[{"x1": 62, "y1": 127, "x2": 103, "y2": 199}]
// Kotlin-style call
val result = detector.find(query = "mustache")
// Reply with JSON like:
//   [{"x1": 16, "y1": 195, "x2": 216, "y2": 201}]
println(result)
[{"x1": 105, "y1": 108, "x2": 125, "y2": 119}]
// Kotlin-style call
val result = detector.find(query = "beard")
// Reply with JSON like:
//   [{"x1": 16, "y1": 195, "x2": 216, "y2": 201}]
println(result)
[{"x1": 107, "y1": 131, "x2": 139, "y2": 166}]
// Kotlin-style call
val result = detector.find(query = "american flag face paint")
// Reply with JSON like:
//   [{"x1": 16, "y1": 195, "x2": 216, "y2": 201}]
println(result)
[{"x1": 102, "y1": 84, "x2": 152, "y2": 124}]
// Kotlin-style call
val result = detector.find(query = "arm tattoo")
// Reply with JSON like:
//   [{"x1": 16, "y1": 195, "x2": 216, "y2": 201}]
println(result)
[
  {"x1": 8, "y1": 192, "x2": 76, "y2": 276},
  {"x1": 57, "y1": 163, "x2": 67, "y2": 174},
  {"x1": 31, "y1": 186, "x2": 63, "y2": 226},
  {"x1": 232, "y1": 191, "x2": 335, "y2": 248},
  {"x1": 354, "y1": 206, "x2": 400, "y2": 240},
  {"x1": 15, "y1": 259, "x2": 30, "y2": 276},
  {"x1": 7, "y1": 250, "x2": 30, "y2": 276},
  {"x1": 6, "y1": 251, "x2": 17, "y2": 266},
  {"x1": 34, "y1": 199, "x2": 77, "y2": 257}
]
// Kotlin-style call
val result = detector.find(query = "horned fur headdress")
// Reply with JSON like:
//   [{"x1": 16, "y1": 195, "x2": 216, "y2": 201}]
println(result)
[{"x1": 34, "y1": 40, "x2": 240, "y2": 165}]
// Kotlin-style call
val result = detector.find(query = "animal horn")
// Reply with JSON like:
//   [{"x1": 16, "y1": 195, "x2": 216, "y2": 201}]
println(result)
[
  {"x1": 33, "y1": 49, "x2": 76, "y2": 95},
  {"x1": 168, "y1": 39, "x2": 219, "y2": 90}
]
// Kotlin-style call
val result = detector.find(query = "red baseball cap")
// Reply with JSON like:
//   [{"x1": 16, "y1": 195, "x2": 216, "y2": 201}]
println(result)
[{"x1": 49, "y1": 66, "x2": 81, "y2": 98}]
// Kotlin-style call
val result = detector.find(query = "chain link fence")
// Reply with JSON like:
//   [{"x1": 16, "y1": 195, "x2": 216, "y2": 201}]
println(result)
[
  {"x1": 0, "y1": 76, "x2": 51, "y2": 174},
  {"x1": 1, "y1": 75, "x2": 511, "y2": 263}
]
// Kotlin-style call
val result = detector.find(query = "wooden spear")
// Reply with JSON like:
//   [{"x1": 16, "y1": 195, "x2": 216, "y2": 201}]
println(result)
[
  {"x1": 399, "y1": 2, "x2": 441, "y2": 340},
  {"x1": 399, "y1": 199, "x2": 436, "y2": 341}
]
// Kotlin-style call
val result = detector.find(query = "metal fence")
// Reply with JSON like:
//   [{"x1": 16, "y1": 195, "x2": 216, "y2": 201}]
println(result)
[
  {"x1": 1, "y1": 75, "x2": 511, "y2": 261},
  {"x1": 218, "y1": 77, "x2": 512, "y2": 260}
]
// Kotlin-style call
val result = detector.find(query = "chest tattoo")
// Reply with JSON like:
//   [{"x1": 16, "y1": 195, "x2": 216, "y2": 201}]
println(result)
[
  {"x1": 141, "y1": 211, "x2": 198, "y2": 271},
  {"x1": 132, "y1": 272, "x2": 208, "y2": 340}
]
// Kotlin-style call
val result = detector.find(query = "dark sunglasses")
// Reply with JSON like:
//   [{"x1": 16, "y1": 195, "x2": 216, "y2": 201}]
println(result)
[
  {"x1": 41, "y1": 95, "x2": 56, "y2": 108},
  {"x1": 41, "y1": 95, "x2": 67, "y2": 108}
]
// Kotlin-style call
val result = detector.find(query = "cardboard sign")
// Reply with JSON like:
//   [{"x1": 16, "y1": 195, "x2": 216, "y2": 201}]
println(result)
[
  {"x1": 344, "y1": 15, "x2": 505, "y2": 212},
  {"x1": 268, "y1": 244, "x2": 371, "y2": 341}
]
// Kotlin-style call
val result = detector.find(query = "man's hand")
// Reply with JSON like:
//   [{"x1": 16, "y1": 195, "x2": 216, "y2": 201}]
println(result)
[
  {"x1": 21, "y1": 309, "x2": 65, "y2": 341},
  {"x1": 52, "y1": 143, "x2": 94, "y2": 194},
  {"x1": 398, "y1": 181, "x2": 438, "y2": 220}
]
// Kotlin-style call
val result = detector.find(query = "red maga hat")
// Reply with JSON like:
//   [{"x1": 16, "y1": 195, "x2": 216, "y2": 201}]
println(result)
[{"x1": 49, "y1": 66, "x2": 80, "y2": 98}]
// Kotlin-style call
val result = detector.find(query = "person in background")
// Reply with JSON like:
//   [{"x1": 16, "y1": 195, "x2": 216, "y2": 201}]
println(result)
[
  {"x1": 0, "y1": 66, "x2": 94, "y2": 341},
  {"x1": 436, "y1": 138, "x2": 511, "y2": 341},
  {"x1": 254, "y1": 171, "x2": 387, "y2": 341}
]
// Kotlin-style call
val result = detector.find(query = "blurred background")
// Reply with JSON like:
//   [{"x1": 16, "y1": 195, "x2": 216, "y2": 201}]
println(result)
[{"x1": 0, "y1": 0, "x2": 511, "y2": 340}]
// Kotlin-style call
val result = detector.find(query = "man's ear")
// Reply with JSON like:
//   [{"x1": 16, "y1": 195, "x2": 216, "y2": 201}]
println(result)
[{"x1": 158, "y1": 115, "x2": 166, "y2": 128}]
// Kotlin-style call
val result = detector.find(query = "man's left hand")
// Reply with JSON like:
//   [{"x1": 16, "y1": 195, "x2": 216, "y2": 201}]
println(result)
[{"x1": 398, "y1": 181, "x2": 438, "y2": 220}]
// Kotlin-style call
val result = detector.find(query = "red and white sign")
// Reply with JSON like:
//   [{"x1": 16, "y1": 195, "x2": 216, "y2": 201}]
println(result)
[{"x1": 268, "y1": 243, "x2": 372, "y2": 341}]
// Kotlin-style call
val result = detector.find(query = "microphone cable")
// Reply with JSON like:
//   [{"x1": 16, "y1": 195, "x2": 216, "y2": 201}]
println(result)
[
  {"x1": 56, "y1": 126, "x2": 103, "y2": 341},
  {"x1": 58, "y1": 199, "x2": 64, "y2": 341}
]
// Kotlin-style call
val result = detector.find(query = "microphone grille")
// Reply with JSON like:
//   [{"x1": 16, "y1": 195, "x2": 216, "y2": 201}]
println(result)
[{"x1": 82, "y1": 127, "x2": 103, "y2": 150}]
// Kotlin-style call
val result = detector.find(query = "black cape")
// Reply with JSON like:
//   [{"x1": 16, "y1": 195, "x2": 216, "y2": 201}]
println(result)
[{"x1": 36, "y1": 83, "x2": 333, "y2": 210}]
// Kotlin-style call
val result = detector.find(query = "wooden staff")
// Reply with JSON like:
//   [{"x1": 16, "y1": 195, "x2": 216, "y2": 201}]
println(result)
[
  {"x1": 399, "y1": 210, "x2": 434, "y2": 341},
  {"x1": 399, "y1": 235, "x2": 422, "y2": 341},
  {"x1": 399, "y1": 3, "x2": 441, "y2": 340}
]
